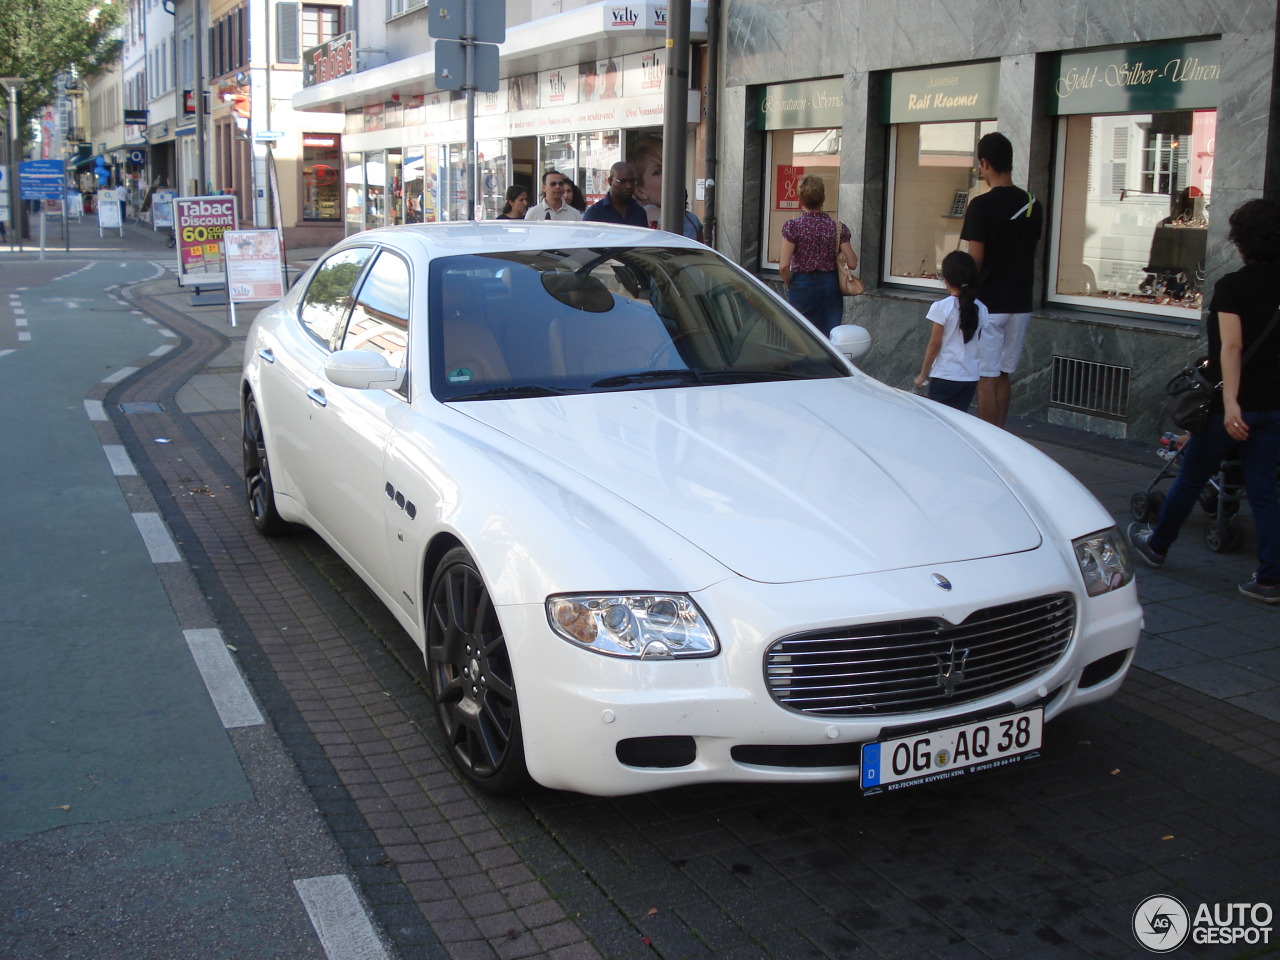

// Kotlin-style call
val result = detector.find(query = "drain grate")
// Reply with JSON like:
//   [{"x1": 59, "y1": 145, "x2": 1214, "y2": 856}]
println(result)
[{"x1": 119, "y1": 401, "x2": 166, "y2": 414}]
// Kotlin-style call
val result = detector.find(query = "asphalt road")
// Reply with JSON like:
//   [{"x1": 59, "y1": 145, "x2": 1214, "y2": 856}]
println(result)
[{"x1": 1, "y1": 221, "x2": 1276, "y2": 960}]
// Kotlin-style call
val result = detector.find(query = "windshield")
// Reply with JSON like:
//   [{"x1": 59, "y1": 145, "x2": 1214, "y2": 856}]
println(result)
[{"x1": 429, "y1": 246, "x2": 849, "y2": 401}]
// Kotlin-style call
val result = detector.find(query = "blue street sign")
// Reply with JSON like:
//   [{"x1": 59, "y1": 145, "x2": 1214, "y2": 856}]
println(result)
[{"x1": 19, "y1": 159, "x2": 65, "y2": 200}]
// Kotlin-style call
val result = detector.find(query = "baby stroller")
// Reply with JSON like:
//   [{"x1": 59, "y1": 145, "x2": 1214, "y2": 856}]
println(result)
[{"x1": 1129, "y1": 432, "x2": 1246, "y2": 553}]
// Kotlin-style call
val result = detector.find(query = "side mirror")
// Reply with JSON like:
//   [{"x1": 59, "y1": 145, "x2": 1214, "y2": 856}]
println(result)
[
  {"x1": 830, "y1": 324, "x2": 871, "y2": 361},
  {"x1": 325, "y1": 350, "x2": 405, "y2": 391}
]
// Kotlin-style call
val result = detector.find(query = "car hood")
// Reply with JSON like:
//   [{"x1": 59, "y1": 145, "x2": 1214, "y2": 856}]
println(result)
[{"x1": 454, "y1": 378, "x2": 1042, "y2": 583}]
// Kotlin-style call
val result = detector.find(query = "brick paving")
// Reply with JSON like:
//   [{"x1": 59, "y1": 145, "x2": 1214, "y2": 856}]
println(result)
[{"x1": 37, "y1": 228, "x2": 1279, "y2": 959}]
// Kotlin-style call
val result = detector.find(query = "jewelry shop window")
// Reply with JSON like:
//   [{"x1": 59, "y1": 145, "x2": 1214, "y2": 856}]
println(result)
[
  {"x1": 882, "y1": 62, "x2": 1000, "y2": 289},
  {"x1": 758, "y1": 79, "x2": 844, "y2": 269},
  {"x1": 1049, "y1": 40, "x2": 1220, "y2": 322}
]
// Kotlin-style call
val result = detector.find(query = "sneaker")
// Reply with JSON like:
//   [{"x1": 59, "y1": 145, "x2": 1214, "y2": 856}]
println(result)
[
  {"x1": 1126, "y1": 522, "x2": 1166, "y2": 568},
  {"x1": 1238, "y1": 578, "x2": 1280, "y2": 604}
]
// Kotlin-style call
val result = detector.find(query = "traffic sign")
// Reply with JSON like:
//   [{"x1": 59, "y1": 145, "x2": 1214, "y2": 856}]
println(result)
[
  {"x1": 19, "y1": 159, "x2": 65, "y2": 200},
  {"x1": 427, "y1": 0, "x2": 505, "y2": 43},
  {"x1": 254, "y1": 130, "x2": 286, "y2": 141},
  {"x1": 435, "y1": 39, "x2": 499, "y2": 92}
]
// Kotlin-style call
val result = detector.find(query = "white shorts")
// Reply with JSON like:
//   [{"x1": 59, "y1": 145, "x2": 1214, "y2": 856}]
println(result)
[{"x1": 980, "y1": 312, "x2": 1031, "y2": 377}]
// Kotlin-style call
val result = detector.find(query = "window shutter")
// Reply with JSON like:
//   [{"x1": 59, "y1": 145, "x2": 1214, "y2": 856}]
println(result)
[{"x1": 277, "y1": 2, "x2": 300, "y2": 63}]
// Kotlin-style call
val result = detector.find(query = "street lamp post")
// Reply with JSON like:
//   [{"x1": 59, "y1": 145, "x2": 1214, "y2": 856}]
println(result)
[{"x1": 0, "y1": 77, "x2": 24, "y2": 250}]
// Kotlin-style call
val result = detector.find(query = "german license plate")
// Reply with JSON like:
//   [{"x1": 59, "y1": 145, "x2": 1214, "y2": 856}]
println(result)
[{"x1": 860, "y1": 707, "x2": 1042, "y2": 793}]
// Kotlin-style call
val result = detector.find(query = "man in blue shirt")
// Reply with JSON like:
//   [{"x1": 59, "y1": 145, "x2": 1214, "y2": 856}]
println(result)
[{"x1": 583, "y1": 162, "x2": 649, "y2": 227}]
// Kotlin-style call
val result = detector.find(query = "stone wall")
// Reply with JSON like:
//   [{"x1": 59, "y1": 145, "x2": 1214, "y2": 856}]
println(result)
[{"x1": 719, "y1": 0, "x2": 1277, "y2": 441}]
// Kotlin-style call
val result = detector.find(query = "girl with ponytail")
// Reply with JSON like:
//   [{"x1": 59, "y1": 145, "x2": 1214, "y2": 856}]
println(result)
[{"x1": 913, "y1": 250, "x2": 989, "y2": 412}]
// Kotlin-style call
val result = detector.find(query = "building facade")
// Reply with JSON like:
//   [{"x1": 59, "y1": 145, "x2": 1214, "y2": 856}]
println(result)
[
  {"x1": 291, "y1": 1, "x2": 708, "y2": 234},
  {"x1": 717, "y1": 2, "x2": 1278, "y2": 440}
]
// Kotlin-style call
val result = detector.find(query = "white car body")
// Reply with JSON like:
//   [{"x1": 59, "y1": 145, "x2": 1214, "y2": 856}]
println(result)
[{"x1": 242, "y1": 222, "x2": 1142, "y2": 796}]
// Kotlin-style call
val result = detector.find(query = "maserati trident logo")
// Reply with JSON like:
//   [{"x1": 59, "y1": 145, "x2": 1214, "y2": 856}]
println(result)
[
  {"x1": 934, "y1": 642, "x2": 969, "y2": 697},
  {"x1": 931, "y1": 573, "x2": 952, "y2": 590}
]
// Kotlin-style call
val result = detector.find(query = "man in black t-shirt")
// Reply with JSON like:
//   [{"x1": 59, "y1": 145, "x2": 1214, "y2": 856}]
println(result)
[{"x1": 961, "y1": 132, "x2": 1043, "y2": 427}]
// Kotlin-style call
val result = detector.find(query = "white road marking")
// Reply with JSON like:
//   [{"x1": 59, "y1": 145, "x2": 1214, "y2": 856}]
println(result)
[
  {"x1": 294, "y1": 875, "x2": 391, "y2": 960},
  {"x1": 102, "y1": 366, "x2": 139, "y2": 384},
  {"x1": 131, "y1": 512, "x2": 182, "y2": 563},
  {"x1": 182, "y1": 628, "x2": 265, "y2": 728},
  {"x1": 102, "y1": 444, "x2": 137, "y2": 476},
  {"x1": 150, "y1": 344, "x2": 174, "y2": 356},
  {"x1": 0, "y1": 349, "x2": 12, "y2": 359},
  {"x1": 84, "y1": 400, "x2": 108, "y2": 421},
  {"x1": 15, "y1": 317, "x2": 27, "y2": 326},
  {"x1": 17, "y1": 332, "x2": 29, "y2": 342},
  {"x1": 159, "y1": 329, "x2": 177, "y2": 338}
]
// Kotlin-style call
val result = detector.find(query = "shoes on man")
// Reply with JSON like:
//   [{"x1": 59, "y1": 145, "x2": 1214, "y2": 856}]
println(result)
[
  {"x1": 1126, "y1": 522, "x2": 1166, "y2": 568},
  {"x1": 1238, "y1": 578, "x2": 1280, "y2": 604}
]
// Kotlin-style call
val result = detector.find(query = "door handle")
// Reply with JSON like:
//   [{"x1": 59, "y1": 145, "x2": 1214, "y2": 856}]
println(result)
[
  {"x1": 306, "y1": 388, "x2": 328, "y2": 407},
  {"x1": 258, "y1": 347, "x2": 275, "y2": 363}
]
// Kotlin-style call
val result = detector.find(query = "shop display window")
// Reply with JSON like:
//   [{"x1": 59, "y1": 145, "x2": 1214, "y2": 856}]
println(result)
[
  {"x1": 578, "y1": 130, "x2": 620, "y2": 202},
  {"x1": 885, "y1": 120, "x2": 995, "y2": 288},
  {"x1": 364, "y1": 150, "x2": 387, "y2": 230},
  {"x1": 1051, "y1": 110, "x2": 1214, "y2": 320},
  {"x1": 762, "y1": 128, "x2": 842, "y2": 267},
  {"x1": 302, "y1": 133, "x2": 341, "y2": 221},
  {"x1": 477, "y1": 139, "x2": 509, "y2": 219},
  {"x1": 403, "y1": 149, "x2": 428, "y2": 223},
  {"x1": 344, "y1": 151, "x2": 364, "y2": 234}
]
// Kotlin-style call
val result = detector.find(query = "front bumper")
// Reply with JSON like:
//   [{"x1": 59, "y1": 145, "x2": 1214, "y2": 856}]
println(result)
[{"x1": 503, "y1": 548, "x2": 1141, "y2": 796}]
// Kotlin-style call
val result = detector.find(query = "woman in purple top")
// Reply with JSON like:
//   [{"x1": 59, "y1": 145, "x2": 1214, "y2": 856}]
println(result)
[{"x1": 778, "y1": 175, "x2": 857, "y2": 336}]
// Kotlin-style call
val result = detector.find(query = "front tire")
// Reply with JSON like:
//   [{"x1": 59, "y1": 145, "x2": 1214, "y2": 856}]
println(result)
[
  {"x1": 425, "y1": 547, "x2": 529, "y2": 795},
  {"x1": 242, "y1": 394, "x2": 288, "y2": 537}
]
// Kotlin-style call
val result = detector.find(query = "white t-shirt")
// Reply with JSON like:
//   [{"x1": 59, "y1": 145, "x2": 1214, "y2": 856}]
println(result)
[
  {"x1": 926, "y1": 295, "x2": 989, "y2": 382},
  {"x1": 524, "y1": 201, "x2": 583, "y2": 222}
]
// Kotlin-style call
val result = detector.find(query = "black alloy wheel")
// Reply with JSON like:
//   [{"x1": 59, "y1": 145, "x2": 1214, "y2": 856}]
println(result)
[
  {"x1": 242, "y1": 395, "x2": 287, "y2": 537},
  {"x1": 426, "y1": 547, "x2": 529, "y2": 795}
]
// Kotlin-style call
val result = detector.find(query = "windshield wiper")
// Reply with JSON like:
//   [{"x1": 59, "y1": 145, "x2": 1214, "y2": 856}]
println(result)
[
  {"x1": 590, "y1": 369, "x2": 705, "y2": 388},
  {"x1": 447, "y1": 384, "x2": 571, "y2": 401},
  {"x1": 693, "y1": 369, "x2": 829, "y2": 383}
]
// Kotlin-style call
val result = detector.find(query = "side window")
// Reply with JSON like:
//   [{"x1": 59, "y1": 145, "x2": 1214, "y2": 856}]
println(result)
[
  {"x1": 341, "y1": 250, "x2": 412, "y2": 394},
  {"x1": 297, "y1": 246, "x2": 373, "y2": 347}
]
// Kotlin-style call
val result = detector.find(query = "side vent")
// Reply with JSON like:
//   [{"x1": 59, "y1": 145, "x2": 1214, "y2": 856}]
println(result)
[{"x1": 1050, "y1": 356, "x2": 1130, "y2": 420}]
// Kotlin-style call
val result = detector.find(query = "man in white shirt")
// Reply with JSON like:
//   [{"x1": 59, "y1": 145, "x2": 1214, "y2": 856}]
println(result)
[{"x1": 524, "y1": 170, "x2": 582, "y2": 221}]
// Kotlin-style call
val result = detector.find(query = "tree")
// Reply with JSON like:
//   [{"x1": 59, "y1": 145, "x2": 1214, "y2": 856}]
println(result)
[{"x1": 0, "y1": 0, "x2": 124, "y2": 131}]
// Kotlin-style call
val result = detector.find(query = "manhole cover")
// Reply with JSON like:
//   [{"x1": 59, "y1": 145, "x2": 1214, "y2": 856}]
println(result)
[{"x1": 119, "y1": 401, "x2": 166, "y2": 414}]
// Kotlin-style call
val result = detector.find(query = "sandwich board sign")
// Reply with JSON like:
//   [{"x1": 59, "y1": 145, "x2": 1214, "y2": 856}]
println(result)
[{"x1": 173, "y1": 196, "x2": 238, "y2": 287}]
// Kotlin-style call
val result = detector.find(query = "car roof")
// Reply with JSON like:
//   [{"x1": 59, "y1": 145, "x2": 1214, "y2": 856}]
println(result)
[{"x1": 341, "y1": 221, "x2": 706, "y2": 259}]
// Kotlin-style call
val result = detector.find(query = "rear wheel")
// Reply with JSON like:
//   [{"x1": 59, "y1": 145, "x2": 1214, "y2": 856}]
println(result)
[
  {"x1": 425, "y1": 547, "x2": 529, "y2": 795},
  {"x1": 1129, "y1": 492, "x2": 1150, "y2": 522},
  {"x1": 242, "y1": 395, "x2": 287, "y2": 537},
  {"x1": 1205, "y1": 519, "x2": 1243, "y2": 554}
]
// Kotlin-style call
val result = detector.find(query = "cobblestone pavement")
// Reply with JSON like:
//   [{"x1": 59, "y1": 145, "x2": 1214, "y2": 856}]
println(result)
[{"x1": 10, "y1": 221, "x2": 1277, "y2": 960}]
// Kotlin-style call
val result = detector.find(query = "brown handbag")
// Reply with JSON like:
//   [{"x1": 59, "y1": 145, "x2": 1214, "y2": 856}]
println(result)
[{"x1": 834, "y1": 221, "x2": 864, "y2": 296}]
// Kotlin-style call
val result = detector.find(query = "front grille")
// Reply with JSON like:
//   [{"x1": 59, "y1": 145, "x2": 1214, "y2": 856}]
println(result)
[{"x1": 765, "y1": 594, "x2": 1074, "y2": 717}]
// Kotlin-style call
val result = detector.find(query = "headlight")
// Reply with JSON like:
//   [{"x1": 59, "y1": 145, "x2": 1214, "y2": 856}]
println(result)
[
  {"x1": 1073, "y1": 528, "x2": 1133, "y2": 596},
  {"x1": 547, "y1": 593, "x2": 719, "y2": 660}
]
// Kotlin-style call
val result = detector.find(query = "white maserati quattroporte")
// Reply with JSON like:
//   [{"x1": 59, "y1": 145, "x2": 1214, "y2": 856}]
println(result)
[{"x1": 241, "y1": 222, "x2": 1141, "y2": 796}]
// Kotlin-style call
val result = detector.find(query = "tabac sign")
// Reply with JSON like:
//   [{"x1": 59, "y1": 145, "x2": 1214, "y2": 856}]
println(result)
[
  {"x1": 1050, "y1": 39, "x2": 1220, "y2": 115},
  {"x1": 305, "y1": 31, "x2": 355, "y2": 87},
  {"x1": 884, "y1": 62, "x2": 1000, "y2": 123}
]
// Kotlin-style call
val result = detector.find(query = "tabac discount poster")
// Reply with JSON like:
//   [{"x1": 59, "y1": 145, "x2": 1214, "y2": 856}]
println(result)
[{"x1": 174, "y1": 196, "x2": 238, "y2": 287}]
